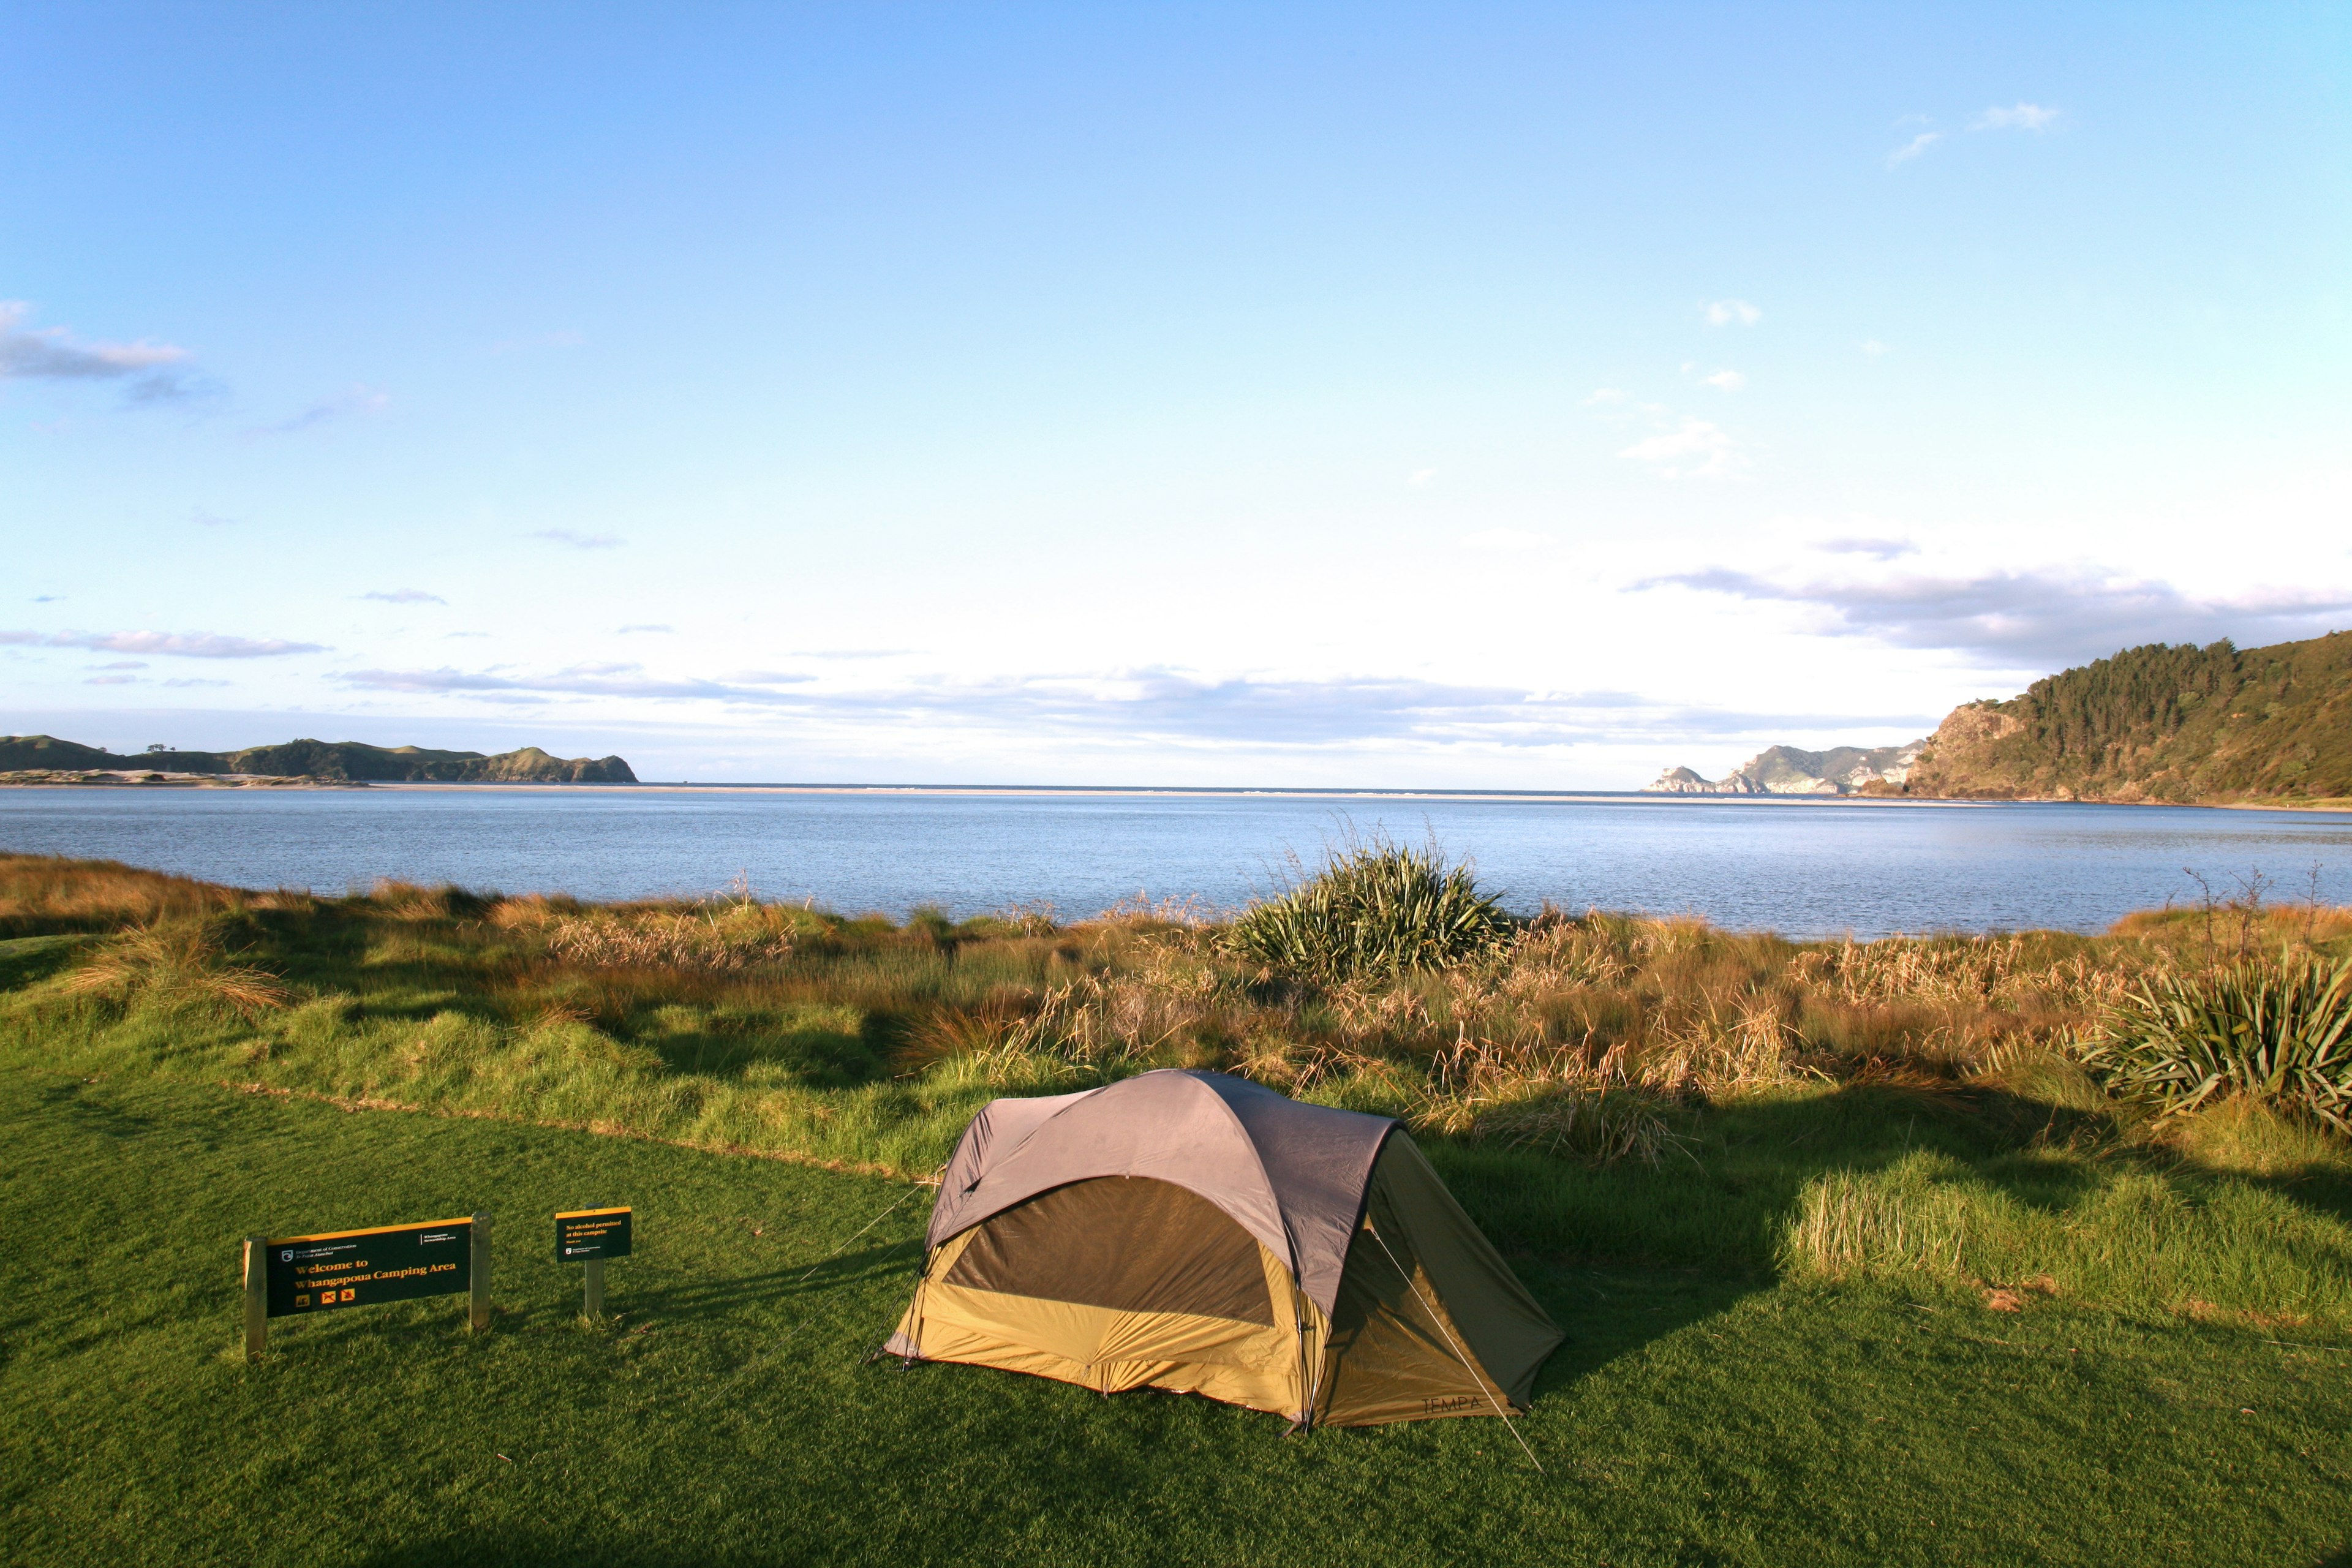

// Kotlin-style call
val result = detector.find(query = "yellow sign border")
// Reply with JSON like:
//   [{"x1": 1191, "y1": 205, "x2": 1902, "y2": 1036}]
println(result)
[
  {"x1": 554, "y1": 1206, "x2": 632, "y2": 1221},
  {"x1": 268, "y1": 1217, "x2": 474, "y2": 1246}
]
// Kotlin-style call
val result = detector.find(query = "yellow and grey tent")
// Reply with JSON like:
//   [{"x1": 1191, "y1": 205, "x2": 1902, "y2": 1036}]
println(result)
[{"x1": 883, "y1": 1069, "x2": 1562, "y2": 1428}]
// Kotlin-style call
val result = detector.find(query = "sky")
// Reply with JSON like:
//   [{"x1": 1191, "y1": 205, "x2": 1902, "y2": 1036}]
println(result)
[{"x1": 4, "y1": 2, "x2": 2348, "y2": 786}]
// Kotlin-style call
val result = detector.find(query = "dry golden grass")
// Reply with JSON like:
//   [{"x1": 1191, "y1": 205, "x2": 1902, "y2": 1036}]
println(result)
[
  {"x1": 63, "y1": 922, "x2": 292, "y2": 1017},
  {"x1": 7, "y1": 851, "x2": 2348, "y2": 1169}
]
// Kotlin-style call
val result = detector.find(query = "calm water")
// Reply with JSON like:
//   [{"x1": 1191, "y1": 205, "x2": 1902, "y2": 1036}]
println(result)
[{"x1": 4, "y1": 787, "x2": 2350, "y2": 939}]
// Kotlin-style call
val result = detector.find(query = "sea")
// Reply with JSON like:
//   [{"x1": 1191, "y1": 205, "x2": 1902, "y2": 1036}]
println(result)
[{"x1": 4, "y1": 786, "x2": 2350, "y2": 940}]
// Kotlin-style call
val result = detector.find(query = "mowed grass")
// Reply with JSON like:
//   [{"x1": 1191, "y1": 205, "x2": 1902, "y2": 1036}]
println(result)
[{"x1": 4, "y1": 1066, "x2": 2350, "y2": 1568}]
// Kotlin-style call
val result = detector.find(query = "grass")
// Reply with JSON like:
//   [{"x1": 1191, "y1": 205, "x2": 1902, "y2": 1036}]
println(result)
[
  {"x1": 5, "y1": 1066, "x2": 2350, "y2": 1568},
  {"x1": 6, "y1": 850, "x2": 2352, "y2": 1561}
]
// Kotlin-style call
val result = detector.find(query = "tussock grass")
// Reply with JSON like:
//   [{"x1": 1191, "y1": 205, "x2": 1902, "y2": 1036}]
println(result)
[{"x1": 4, "y1": 851, "x2": 2350, "y2": 1333}]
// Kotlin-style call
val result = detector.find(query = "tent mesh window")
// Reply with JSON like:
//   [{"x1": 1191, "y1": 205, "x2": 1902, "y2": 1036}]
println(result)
[{"x1": 943, "y1": 1177, "x2": 1276, "y2": 1325}]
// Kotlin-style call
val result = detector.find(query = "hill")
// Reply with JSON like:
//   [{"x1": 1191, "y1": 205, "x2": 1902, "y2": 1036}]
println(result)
[
  {"x1": 1647, "y1": 741, "x2": 1926, "y2": 796},
  {"x1": 0, "y1": 735, "x2": 636, "y2": 783},
  {"x1": 1896, "y1": 631, "x2": 2352, "y2": 804}
]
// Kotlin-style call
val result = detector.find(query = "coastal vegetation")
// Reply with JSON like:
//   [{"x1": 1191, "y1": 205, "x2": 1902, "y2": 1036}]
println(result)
[
  {"x1": 0, "y1": 733, "x2": 635, "y2": 783},
  {"x1": 4, "y1": 845, "x2": 2350, "y2": 1564},
  {"x1": 4, "y1": 846, "x2": 2349, "y2": 1332},
  {"x1": 1898, "y1": 630, "x2": 2352, "y2": 804},
  {"x1": 1645, "y1": 628, "x2": 2352, "y2": 802}
]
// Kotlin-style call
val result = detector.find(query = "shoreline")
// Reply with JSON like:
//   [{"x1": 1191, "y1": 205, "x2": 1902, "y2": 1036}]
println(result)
[{"x1": 5, "y1": 774, "x2": 2347, "y2": 813}]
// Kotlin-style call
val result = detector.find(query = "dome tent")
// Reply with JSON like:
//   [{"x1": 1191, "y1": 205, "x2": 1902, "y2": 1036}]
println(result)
[{"x1": 882, "y1": 1069, "x2": 1562, "y2": 1428}]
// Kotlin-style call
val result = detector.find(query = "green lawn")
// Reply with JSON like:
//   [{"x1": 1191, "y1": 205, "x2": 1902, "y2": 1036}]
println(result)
[{"x1": 4, "y1": 1066, "x2": 2347, "y2": 1568}]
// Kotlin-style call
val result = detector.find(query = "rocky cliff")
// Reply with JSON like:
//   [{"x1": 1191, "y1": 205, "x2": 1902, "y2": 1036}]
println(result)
[
  {"x1": 1646, "y1": 740, "x2": 1926, "y2": 796},
  {"x1": 0, "y1": 736, "x2": 637, "y2": 783}
]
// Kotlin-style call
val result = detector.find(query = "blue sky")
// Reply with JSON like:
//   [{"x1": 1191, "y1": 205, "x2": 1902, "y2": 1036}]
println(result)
[{"x1": 6, "y1": 2, "x2": 2348, "y2": 784}]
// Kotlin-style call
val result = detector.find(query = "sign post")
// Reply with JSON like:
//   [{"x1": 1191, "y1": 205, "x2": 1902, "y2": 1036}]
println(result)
[
  {"x1": 243, "y1": 1236, "x2": 267, "y2": 1360},
  {"x1": 555, "y1": 1207, "x2": 633, "y2": 1321},
  {"x1": 469, "y1": 1211, "x2": 492, "y2": 1332}
]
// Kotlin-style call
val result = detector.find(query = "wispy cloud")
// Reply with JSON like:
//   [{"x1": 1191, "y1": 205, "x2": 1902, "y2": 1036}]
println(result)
[
  {"x1": 1407, "y1": 468, "x2": 1438, "y2": 486},
  {"x1": 88, "y1": 660, "x2": 148, "y2": 671},
  {"x1": 531, "y1": 529, "x2": 624, "y2": 550},
  {"x1": 336, "y1": 660, "x2": 1916, "y2": 750},
  {"x1": 1819, "y1": 537, "x2": 1918, "y2": 560},
  {"x1": 251, "y1": 384, "x2": 389, "y2": 437},
  {"x1": 1638, "y1": 565, "x2": 2352, "y2": 666},
  {"x1": 32, "y1": 594, "x2": 64, "y2": 603},
  {"x1": 1860, "y1": 340, "x2": 1890, "y2": 357},
  {"x1": 1619, "y1": 418, "x2": 1746, "y2": 480},
  {"x1": 0, "y1": 629, "x2": 325, "y2": 658},
  {"x1": 0, "y1": 301, "x2": 202, "y2": 403},
  {"x1": 163, "y1": 677, "x2": 230, "y2": 688},
  {"x1": 1700, "y1": 369, "x2": 1746, "y2": 391},
  {"x1": 339, "y1": 662, "x2": 812, "y2": 702},
  {"x1": 1703, "y1": 300, "x2": 1761, "y2": 326},
  {"x1": 360, "y1": 589, "x2": 445, "y2": 605},
  {"x1": 1975, "y1": 103, "x2": 2060, "y2": 132},
  {"x1": 1887, "y1": 130, "x2": 1943, "y2": 167},
  {"x1": 618, "y1": 623, "x2": 673, "y2": 634},
  {"x1": 83, "y1": 674, "x2": 140, "y2": 686},
  {"x1": 1580, "y1": 387, "x2": 1626, "y2": 406}
]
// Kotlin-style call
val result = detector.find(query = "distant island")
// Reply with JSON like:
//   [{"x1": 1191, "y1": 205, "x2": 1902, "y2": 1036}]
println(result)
[
  {"x1": 0, "y1": 735, "x2": 636, "y2": 785},
  {"x1": 1648, "y1": 741, "x2": 1925, "y2": 797},
  {"x1": 1646, "y1": 629, "x2": 2352, "y2": 806}
]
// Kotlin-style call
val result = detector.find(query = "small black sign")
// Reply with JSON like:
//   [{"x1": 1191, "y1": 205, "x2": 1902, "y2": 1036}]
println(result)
[
  {"x1": 264, "y1": 1218, "x2": 472, "y2": 1318},
  {"x1": 556, "y1": 1207, "x2": 632, "y2": 1262}
]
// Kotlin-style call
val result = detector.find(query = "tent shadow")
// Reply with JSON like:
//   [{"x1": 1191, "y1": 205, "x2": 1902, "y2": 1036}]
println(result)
[
  {"x1": 1519, "y1": 1264, "x2": 1762, "y2": 1398},
  {"x1": 625, "y1": 1238, "x2": 924, "y2": 1322}
]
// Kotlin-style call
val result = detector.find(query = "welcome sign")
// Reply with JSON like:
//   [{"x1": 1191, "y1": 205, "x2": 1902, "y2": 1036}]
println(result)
[{"x1": 262, "y1": 1217, "x2": 473, "y2": 1317}]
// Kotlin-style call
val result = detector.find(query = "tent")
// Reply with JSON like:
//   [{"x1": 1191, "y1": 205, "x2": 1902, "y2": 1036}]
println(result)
[{"x1": 883, "y1": 1068, "x2": 1562, "y2": 1428}]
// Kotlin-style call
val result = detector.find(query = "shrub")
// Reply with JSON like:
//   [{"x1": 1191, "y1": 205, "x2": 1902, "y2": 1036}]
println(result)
[
  {"x1": 1226, "y1": 839, "x2": 1510, "y2": 981},
  {"x1": 2078, "y1": 956, "x2": 2352, "y2": 1132}
]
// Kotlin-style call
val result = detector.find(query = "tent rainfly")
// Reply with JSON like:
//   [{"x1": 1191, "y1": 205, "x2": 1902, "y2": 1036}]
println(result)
[{"x1": 883, "y1": 1069, "x2": 1563, "y2": 1427}]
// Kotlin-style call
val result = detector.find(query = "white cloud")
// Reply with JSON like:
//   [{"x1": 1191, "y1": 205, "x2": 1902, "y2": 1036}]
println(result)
[
  {"x1": 1887, "y1": 130, "x2": 1943, "y2": 167},
  {"x1": 83, "y1": 674, "x2": 140, "y2": 686},
  {"x1": 1637, "y1": 564, "x2": 2352, "y2": 667},
  {"x1": 532, "y1": 529, "x2": 625, "y2": 550},
  {"x1": 1860, "y1": 340, "x2": 1890, "y2": 356},
  {"x1": 1703, "y1": 300, "x2": 1761, "y2": 327},
  {"x1": 0, "y1": 301, "x2": 200, "y2": 402},
  {"x1": 1701, "y1": 369, "x2": 1746, "y2": 391},
  {"x1": 1619, "y1": 418, "x2": 1746, "y2": 479},
  {"x1": 1407, "y1": 468, "x2": 1438, "y2": 486},
  {"x1": 1580, "y1": 387, "x2": 1626, "y2": 405},
  {"x1": 619, "y1": 623, "x2": 674, "y2": 633},
  {"x1": 0, "y1": 629, "x2": 325, "y2": 658},
  {"x1": 1818, "y1": 537, "x2": 1918, "y2": 560},
  {"x1": 1974, "y1": 103, "x2": 2060, "y2": 132},
  {"x1": 163, "y1": 677, "x2": 230, "y2": 688},
  {"x1": 360, "y1": 589, "x2": 445, "y2": 605}
]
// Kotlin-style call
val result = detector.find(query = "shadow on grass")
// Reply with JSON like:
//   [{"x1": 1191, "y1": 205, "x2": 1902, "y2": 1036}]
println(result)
[
  {"x1": 1434, "y1": 1082, "x2": 2131, "y2": 1275},
  {"x1": 628, "y1": 1238, "x2": 926, "y2": 1321}
]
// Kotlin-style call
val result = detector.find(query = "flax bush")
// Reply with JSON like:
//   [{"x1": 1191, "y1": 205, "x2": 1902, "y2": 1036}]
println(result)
[
  {"x1": 2078, "y1": 956, "x2": 2352, "y2": 1131},
  {"x1": 1226, "y1": 839, "x2": 1510, "y2": 981}
]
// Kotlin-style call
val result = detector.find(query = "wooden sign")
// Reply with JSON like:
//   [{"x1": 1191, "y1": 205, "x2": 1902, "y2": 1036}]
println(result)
[
  {"x1": 264, "y1": 1218, "x2": 473, "y2": 1315},
  {"x1": 241, "y1": 1211, "x2": 491, "y2": 1358},
  {"x1": 555, "y1": 1207, "x2": 633, "y2": 1262}
]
